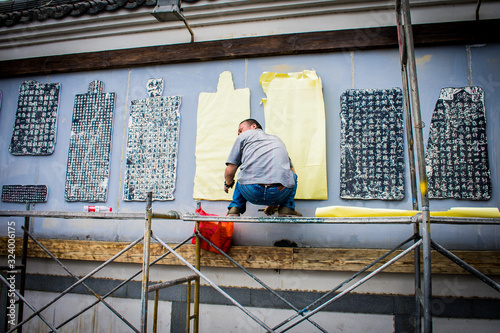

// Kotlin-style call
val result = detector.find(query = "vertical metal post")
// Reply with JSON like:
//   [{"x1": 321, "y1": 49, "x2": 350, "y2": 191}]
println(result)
[
  {"x1": 400, "y1": 60, "x2": 419, "y2": 210},
  {"x1": 396, "y1": 1, "x2": 419, "y2": 213},
  {"x1": 140, "y1": 192, "x2": 153, "y2": 332},
  {"x1": 186, "y1": 281, "x2": 192, "y2": 333},
  {"x1": 413, "y1": 221, "x2": 422, "y2": 333},
  {"x1": 400, "y1": 0, "x2": 432, "y2": 331},
  {"x1": 18, "y1": 203, "x2": 31, "y2": 333},
  {"x1": 153, "y1": 290, "x2": 159, "y2": 333},
  {"x1": 194, "y1": 223, "x2": 201, "y2": 333},
  {"x1": 420, "y1": 210, "x2": 432, "y2": 333},
  {"x1": 396, "y1": 2, "x2": 421, "y2": 331}
]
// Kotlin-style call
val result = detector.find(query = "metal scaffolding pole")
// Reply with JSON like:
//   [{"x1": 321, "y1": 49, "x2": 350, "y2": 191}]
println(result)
[
  {"x1": 55, "y1": 235, "x2": 194, "y2": 331},
  {"x1": 195, "y1": 231, "x2": 329, "y2": 333},
  {"x1": 1, "y1": 206, "x2": 499, "y2": 332},
  {"x1": 140, "y1": 192, "x2": 153, "y2": 333},
  {"x1": 396, "y1": 0, "x2": 432, "y2": 331},
  {"x1": 395, "y1": 7, "x2": 422, "y2": 329},
  {"x1": 183, "y1": 215, "x2": 414, "y2": 224},
  {"x1": 7, "y1": 235, "x2": 144, "y2": 333},
  {"x1": 194, "y1": 221, "x2": 201, "y2": 333},
  {"x1": 22, "y1": 228, "x2": 139, "y2": 332},
  {"x1": 148, "y1": 275, "x2": 198, "y2": 333},
  {"x1": 0, "y1": 274, "x2": 59, "y2": 333},
  {"x1": 273, "y1": 234, "x2": 418, "y2": 331},
  {"x1": 198, "y1": 230, "x2": 419, "y2": 332},
  {"x1": 279, "y1": 240, "x2": 423, "y2": 332},
  {"x1": 151, "y1": 232, "x2": 274, "y2": 332},
  {"x1": 17, "y1": 203, "x2": 31, "y2": 333},
  {"x1": 431, "y1": 240, "x2": 500, "y2": 292}
]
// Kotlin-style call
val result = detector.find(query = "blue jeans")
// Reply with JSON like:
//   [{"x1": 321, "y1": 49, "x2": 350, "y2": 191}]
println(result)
[{"x1": 228, "y1": 173, "x2": 298, "y2": 214}]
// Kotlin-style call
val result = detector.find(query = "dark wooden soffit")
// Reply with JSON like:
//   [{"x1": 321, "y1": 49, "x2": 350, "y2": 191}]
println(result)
[{"x1": 1, "y1": 19, "x2": 499, "y2": 78}]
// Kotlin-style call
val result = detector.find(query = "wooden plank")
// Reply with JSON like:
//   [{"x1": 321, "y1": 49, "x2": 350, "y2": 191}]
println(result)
[
  {"x1": 1, "y1": 237, "x2": 499, "y2": 275},
  {"x1": 1, "y1": 19, "x2": 499, "y2": 78},
  {"x1": 0, "y1": 237, "x2": 293, "y2": 270},
  {"x1": 292, "y1": 248, "x2": 416, "y2": 273},
  {"x1": 430, "y1": 250, "x2": 500, "y2": 275},
  {"x1": 293, "y1": 247, "x2": 500, "y2": 275}
]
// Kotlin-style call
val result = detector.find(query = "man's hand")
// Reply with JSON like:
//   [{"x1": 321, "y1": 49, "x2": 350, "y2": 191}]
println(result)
[
  {"x1": 224, "y1": 163, "x2": 238, "y2": 193},
  {"x1": 224, "y1": 180, "x2": 234, "y2": 193},
  {"x1": 264, "y1": 206, "x2": 278, "y2": 215}
]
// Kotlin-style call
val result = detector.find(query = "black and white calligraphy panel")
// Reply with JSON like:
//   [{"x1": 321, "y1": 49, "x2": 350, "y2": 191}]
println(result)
[
  {"x1": 123, "y1": 78, "x2": 181, "y2": 201},
  {"x1": 64, "y1": 81, "x2": 115, "y2": 202},
  {"x1": 2, "y1": 185, "x2": 48, "y2": 203},
  {"x1": 9, "y1": 80, "x2": 60, "y2": 155},
  {"x1": 340, "y1": 88, "x2": 405, "y2": 200},
  {"x1": 425, "y1": 86, "x2": 491, "y2": 200}
]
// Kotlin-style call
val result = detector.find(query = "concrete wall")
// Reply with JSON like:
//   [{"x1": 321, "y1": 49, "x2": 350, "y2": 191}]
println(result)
[{"x1": 1, "y1": 259, "x2": 498, "y2": 332}]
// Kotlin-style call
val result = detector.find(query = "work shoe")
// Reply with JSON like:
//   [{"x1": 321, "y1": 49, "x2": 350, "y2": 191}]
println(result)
[
  {"x1": 278, "y1": 207, "x2": 302, "y2": 217},
  {"x1": 227, "y1": 207, "x2": 240, "y2": 216}
]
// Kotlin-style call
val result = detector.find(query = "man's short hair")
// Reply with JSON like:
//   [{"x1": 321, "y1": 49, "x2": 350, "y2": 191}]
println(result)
[{"x1": 240, "y1": 118, "x2": 262, "y2": 129}]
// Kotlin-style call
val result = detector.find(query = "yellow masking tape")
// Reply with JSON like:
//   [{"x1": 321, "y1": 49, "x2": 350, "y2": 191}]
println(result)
[
  {"x1": 430, "y1": 207, "x2": 500, "y2": 218},
  {"x1": 315, "y1": 206, "x2": 419, "y2": 217},
  {"x1": 315, "y1": 206, "x2": 500, "y2": 218}
]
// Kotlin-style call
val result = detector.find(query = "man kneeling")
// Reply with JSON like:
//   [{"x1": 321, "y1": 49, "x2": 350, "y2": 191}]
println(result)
[{"x1": 223, "y1": 119, "x2": 302, "y2": 217}]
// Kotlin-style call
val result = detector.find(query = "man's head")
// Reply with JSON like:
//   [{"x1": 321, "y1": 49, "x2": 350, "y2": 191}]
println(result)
[{"x1": 238, "y1": 119, "x2": 262, "y2": 135}]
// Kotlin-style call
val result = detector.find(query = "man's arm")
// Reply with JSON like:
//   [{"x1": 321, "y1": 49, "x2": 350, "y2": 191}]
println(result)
[{"x1": 224, "y1": 163, "x2": 238, "y2": 193}]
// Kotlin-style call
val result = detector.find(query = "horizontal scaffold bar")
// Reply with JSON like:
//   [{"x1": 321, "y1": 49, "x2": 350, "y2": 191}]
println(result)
[
  {"x1": 1, "y1": 210, "x2": 498, "y2": 225},
  {"x1": 183, "y1": 215, "x2": 415, "y2": 224},
  {"x1": 148, "y1": 275, "x2": 198, "y2": 292},
  {"x1": 183, "y1": 215, "x2": 500, "y2": 225},
  {"x1": 0, "y1": 210, "x2": 181, "y2": 220},
  {"x1": 429, "y1": 216, "x2": 500, "y2": 225}
]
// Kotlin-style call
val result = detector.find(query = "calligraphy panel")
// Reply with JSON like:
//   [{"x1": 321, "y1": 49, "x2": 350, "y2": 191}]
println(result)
[
  {"x1": 425, "y1": 86, "x2": 491, "y2": 200},
  {"x1": 64, "y1": 80, "x2": 115, "y2": 202},
  {"x1": 9, "y1": 80, "x2": 60, "y2": 155},
  {"x1": 340, "y1": 88, "x2": 405, "y2": 200},
  {"x1": 123, "y1": 78, "x2": 181, "y2": 201},
  {"x1": 2, "y1": 185, "x2": 48, "y2": 203}
]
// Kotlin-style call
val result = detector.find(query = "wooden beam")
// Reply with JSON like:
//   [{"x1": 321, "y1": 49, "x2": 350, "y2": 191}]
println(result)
[
  {"x1": 1, "y1": 237, "x2": 499, "y2": 275},
  {"x1": 1, "y1": 19, "x2": 499, "y2": 78}
]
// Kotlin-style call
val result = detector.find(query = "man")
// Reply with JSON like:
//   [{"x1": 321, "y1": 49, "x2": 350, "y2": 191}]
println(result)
[{"x1": 223, "y1": 119, "x2": 302, "y2": 217}]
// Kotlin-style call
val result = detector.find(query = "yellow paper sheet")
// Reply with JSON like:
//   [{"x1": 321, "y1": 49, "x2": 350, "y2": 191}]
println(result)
[
  {"x1": 315, "y1": 206, "x2": 500, "y2": 218},
  {"x1": 316, "y1": 206, "x2": 418, "y2": 217},
  {"x1": 193, "y1": 71, "x2": 250, "y2": 200},
  {"x1": 260, "y1": 70, "x2": 328, "y2": 199},
  {"x1": 430, "y1": 207, "x2": 500, "y2": 218}
]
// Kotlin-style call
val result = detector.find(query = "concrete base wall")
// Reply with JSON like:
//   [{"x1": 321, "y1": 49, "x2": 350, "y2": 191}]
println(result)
[{"x1": 2, "y1": 259, "x2": 499, "y2": 332}]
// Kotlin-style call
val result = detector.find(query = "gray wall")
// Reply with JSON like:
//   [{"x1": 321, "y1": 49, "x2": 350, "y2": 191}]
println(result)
[{"x1": 1, "y1": 43, "x2": 499, "y2": 250}]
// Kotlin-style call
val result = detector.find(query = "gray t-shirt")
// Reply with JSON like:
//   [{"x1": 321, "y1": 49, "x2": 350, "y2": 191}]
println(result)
[{"x1": 226, "y1": 129, "x2": 295, "y2": 188}]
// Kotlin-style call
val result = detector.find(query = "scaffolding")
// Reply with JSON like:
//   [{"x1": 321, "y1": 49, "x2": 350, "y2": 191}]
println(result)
[
  {"x1": 1, "y1": 0, "x2": 500, "y2": 332},
  {"x1": 1, "y1": 200, "x2": 499, "y2": 332}
]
